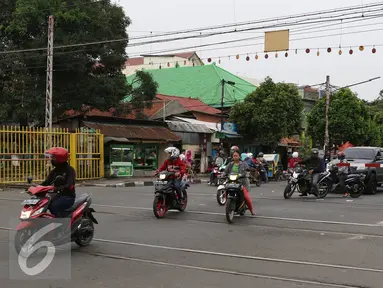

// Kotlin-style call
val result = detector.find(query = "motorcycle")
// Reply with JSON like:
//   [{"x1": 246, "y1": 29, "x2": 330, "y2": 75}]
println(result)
[
  {"x1": 283, "y1": 166, "x2": 330, "y2": 199},
  {"x1": 249, "y1": 164, "x2": 262, "y2": 187},
  {"x1": 224, "y1": 173, "x2": 249, "y2": 224},
  {"x1": 153, "y1": 171, "x2": 189, "y2": 218},
  {"x1": 208, "y1": 165, "x2": 220, "y2": 186},
  {"x1": 328, "y1": 165, "x2": 365, "y2": 198},
  {"x1": 15, "y1": 176, "x2": 98, "y2": 254}
]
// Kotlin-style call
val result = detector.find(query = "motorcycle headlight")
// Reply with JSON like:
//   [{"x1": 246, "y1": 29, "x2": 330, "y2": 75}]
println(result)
[
  {"x1": 293, "y1": 172, "x2": 298, "y2": 178},
  {"x1": 229, "y1": 174, "x2": 238, "y2": 181},
  {"x1": 159, "y1": 174, "x2": 166, "y2": 180},
  {"x1": 20, "y1": 210, "x2": 31, "y2": 220}
]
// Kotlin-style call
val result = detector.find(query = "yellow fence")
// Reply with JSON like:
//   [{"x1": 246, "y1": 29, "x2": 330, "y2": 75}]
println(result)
[{"x1": 0, "y1": 126, "x2": 104, "y2": 184}]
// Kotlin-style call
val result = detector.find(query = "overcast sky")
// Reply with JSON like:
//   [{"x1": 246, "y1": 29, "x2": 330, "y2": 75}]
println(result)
[{"x1": 119, "y1": 0, "x2": 383, "y2": 101}]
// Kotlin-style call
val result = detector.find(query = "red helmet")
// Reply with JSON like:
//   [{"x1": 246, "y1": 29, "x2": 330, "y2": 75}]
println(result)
[{"x1": 45, "y1": 147, "x2": 69, "y2": 164}]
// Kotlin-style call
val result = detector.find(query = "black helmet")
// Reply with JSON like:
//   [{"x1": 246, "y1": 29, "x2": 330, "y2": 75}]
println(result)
[
  {"x1": 311, "y1": 148, "x2": 319, "y2": 158},
  {"x1": 337, "y1": 151, "x2": 345, "y2": 160}
]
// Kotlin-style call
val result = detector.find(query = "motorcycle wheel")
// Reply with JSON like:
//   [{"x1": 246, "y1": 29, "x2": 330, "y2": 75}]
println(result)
[
  {"x1": 75, "y1": 217, "x2": 94, "y2": 247},
  {"x1": 284, "y1": 183, "x2": 296, "y2": 199},
  {"x1": 317, "y1": 181, "x2": 330, "y2": 199},
  {"x1": 225, "y1": 199, "x2": 236, "y2": 224},
  {"x1": 349, "y1": 184, "x2": 363, "y2": 198},
  {"x1": 178, "y1": 190, "x2": 188, "y2": 212},
  {"x1": 216, "y1": 189, "x2": 226, "y2": 206},
  {"x1": 153, "y1": 196, "x2": 167, "y2": 219},
  {"x1": 14, "y1": 228, "x2": 34, "y2": 255}
]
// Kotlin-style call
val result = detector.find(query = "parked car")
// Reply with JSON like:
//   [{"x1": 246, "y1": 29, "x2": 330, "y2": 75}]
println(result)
[{"x1": 340, "y1": 147, "x2": 383, "y2": 194}]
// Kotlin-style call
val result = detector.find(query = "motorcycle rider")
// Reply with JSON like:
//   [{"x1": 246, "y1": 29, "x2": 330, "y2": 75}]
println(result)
[
  {"x1": 209, "y1": 150, "x2": 224, "y2": 185},
  {"x1": 224, "y1": 150, "x2": 256, "y2": 216},
  {"x1": 154, "y1": 147, "x2": 186, "y2": 204},
  {"x1": 256, "y1": 152, "x2": 268, "y2": 183},
  {"x1": 41, "y1": 147, "x2": 76, "y2": 217},
  {"x1": 288, "y1": 152, "x2": 301, "y2": 169},
  {"x1": 222, "y1": 146, "x2": 240, "y2": 166},
  {"x1": 333, "y1": 151, "x2": 350, "y2": 197},
  {"x1": 297, "y1": 148, "x2": 324, "y2": 197}
]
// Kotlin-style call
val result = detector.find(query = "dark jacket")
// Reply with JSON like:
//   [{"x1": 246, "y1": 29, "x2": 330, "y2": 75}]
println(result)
[
  {"x1": 41, "y1": 162, "x2": 76, "y2": 198},
  {"x1": 298, "y1": 156, "x2": 324, "y2": 173}
]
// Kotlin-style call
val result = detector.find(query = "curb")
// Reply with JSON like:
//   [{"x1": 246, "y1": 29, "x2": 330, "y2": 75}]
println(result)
[
  {"x1": 0, "y1": 179, "x2": 210, "y2": 189},
  {"x1": 82, "y1": 178, "x2": 209, "y2": 188}
]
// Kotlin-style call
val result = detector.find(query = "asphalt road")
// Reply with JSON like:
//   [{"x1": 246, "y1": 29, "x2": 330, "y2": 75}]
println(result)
[{"x1": 0, "y1": 181, "x2": 383, "y2": 288}]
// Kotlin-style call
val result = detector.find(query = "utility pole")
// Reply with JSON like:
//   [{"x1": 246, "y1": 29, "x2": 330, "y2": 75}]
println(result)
[
  {"x1": 45, "y1": 15, "x2": 54, "y2": 149},
  {"x1": 221, "y1": 79, "x2": 225, "y2": 131},
  {"x1": 220, "y1": 79, "x2": 235, "y2": 132},
  {"x1": 324, "y1": 75, "x2": 330, "y2": 159}
]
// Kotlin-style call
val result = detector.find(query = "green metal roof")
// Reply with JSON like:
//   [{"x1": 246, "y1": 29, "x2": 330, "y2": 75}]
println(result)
[{"x1": 125, "y1": 64, "x2": 257, "y2": 107}]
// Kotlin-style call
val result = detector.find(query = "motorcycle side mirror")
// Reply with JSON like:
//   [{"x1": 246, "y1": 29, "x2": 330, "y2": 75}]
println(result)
[
  {"x1": 27, "y1": 176, "x2": 33, "y2": 184},
  {"x1": 54, "y1": 175, "x2": 66, "y2": 187}
]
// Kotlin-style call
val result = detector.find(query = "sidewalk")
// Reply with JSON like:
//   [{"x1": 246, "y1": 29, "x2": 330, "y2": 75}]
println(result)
[
  {"x1": 81, "y1": 176, "x2": 209, "y2": 188},
  {"x1": 1, "y1": 175, "x2": 210, "y2": 189}
]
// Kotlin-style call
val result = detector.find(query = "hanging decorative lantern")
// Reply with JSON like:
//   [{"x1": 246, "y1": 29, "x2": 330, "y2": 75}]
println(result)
[
  {"x1": 236, "y1": 54, "x2": 240, "y2": 59},
  {"x1": 317, "y1": 50, "x2": 320, "y2": 56},
  {"x1": 306, "y1": 48, "x2": 310, "y2": 54},
  {"x1": 265, "y1": 54, "x2": 269, "y2": 59},
  {"x1": 327, "y1": 47, "x2": 332, "y2": 53},
  {"x1": 255, "y1": 54, "x2": 259, "y2": 60},
  {"x1": 246, "y1": 56, "x2": 250, "y2": 61},
  {"x1": 359, "y1": 45, "x2": 364, "y2": 51},
  {"x1": 207, "y1": 58, "x2": 212, "y2": 63},
  {"x1": 372, "y1": 47, "x2": 377, "y2": 53},
  {"x1": 285, "y1": 52, "x2": 288, "y2": 57},
  {"x1": 338, "y1": 49, "x2": 342, "y2": 55},
  {"x1": 349, "y1": 49, "x2": 353, "y2": 55}
]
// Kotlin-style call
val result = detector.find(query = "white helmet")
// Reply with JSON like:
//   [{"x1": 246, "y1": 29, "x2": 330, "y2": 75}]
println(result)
[
  {"x1": 247, "y1": 152, "x2": 253, "y2": 158},
  {"x1": 292, "y1": 152, "x2": 299, "y2": 158},
  {"x1": 179, "y1": 154, "x2": 186, "y2": 161},
  {"x1": 164, "y1": 147, "x2": 180, "y2": 160}
]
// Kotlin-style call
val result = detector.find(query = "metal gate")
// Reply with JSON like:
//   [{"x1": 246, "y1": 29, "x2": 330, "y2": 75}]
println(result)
[{"x1": 0, "y1": 126, "x2": 104, "y2": 184}]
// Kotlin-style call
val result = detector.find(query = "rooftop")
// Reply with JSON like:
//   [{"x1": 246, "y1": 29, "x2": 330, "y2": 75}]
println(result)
[{"x1": 126, "y1": 64, "x2": 257, "y2": 107}]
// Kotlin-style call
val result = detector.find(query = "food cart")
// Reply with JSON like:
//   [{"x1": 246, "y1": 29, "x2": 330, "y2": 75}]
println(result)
[{"x1": 263, "y1": 154, "x2": 280, "y2": 178}]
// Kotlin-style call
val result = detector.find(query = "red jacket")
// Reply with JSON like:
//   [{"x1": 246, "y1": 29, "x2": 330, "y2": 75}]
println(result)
[
  {"x1": 157, "y1": 158, "x2": 186, "y2": 176},
  {"x1": 288, "y1": 158, "x2": 301, "y2": 169}
]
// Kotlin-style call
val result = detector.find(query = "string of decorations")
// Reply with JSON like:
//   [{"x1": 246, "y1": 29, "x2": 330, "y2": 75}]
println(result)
[{"x1": 133, "y1": 44, "x2": 382, "y2": 68}]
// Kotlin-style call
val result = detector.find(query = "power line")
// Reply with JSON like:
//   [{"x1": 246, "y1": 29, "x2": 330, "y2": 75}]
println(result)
[
  {"x1": 1, "y1": 4, "x2": 383, "y2": 55},
  {"x1": 126, "y1": 15, "x2": 383, "y2": 58},
  {"x1": 126, "y1": 1, "x2": 383, "y2": 41}
]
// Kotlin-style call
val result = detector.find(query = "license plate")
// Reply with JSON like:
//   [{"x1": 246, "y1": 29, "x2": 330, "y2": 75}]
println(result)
[
  {"x1": 156, "y1": 181, "x2": 168, "y2": 185},
  {"x1": 21, "y1": 199, "x2": 40, "y2": 206}
]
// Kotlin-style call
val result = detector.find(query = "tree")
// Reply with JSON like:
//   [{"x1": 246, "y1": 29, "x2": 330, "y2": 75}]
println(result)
[
  {"x1": 229, "y1": 77, "x2": 304, "y2": 147},
  {"x1": 307, "y1": 88, "x2": 378, "y2": 146},
  {"x1": 0, "y1": 0, "x2": 157, "y2": 125}
]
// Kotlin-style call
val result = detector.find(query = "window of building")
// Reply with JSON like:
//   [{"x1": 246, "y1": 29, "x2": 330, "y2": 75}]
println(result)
[{"x1": 134, "y1": 145, "x2": 158, "y2": 169}]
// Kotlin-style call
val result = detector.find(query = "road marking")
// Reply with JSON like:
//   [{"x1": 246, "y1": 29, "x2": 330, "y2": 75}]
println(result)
[
  {"x1": 1, "y1": 197, "x2": 382, "y2": 227},
  {"x1": 94, "y1": 204, "x2": 383, "y2": 227},
  {"x1": 348, "y1": 236, "x2": 364, "y2": 240},
  {"x1": 87, "y1": 252, "x2": 361, "y2": 288},
  {"x1": 93, "y1": 238, "x2": 383, "y2": 274}
]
